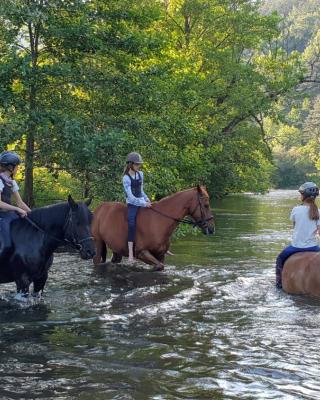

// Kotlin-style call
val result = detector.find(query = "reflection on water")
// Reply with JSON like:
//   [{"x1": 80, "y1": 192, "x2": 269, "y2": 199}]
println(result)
[{"x1": 1, "y1": 190, "x2": 320, "y2": 399}]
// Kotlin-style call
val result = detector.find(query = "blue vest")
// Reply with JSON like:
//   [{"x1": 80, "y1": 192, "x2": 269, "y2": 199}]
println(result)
[
  {"x1": 126, "y1": 172, "x2": 142, "y2": 198},
  {"x1": 0, "y1": 176, "x2": 13, "y2": 205}
]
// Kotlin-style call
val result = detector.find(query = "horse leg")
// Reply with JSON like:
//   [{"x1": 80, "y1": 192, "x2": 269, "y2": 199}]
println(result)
[
  {"x1": 15, "y1": 272, "x2": 31, "y2": 300},
  {"x1": 157, "y1": 253, "x2": 166, "y2": 264},
  {"x1": 32, "y1": 255, "x2": 53, "y2": 298},
  {"x1": 137, "y1": 250, "x2": 164, "y2": 271},
  {"x1": 111, "y1": 252, "x2": 123, "y2": 263},
  {"x1": 33, "y1": 272, "x2": 48, "y2": 298},
  {"x1": 93, "y1": 239, "x2": 107, "y2": 265}
]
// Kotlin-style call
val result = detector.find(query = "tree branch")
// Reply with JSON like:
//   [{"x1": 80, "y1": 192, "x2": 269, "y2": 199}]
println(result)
[{"x1": 221, "y1": 116, "x2": 245, "y2": 134}]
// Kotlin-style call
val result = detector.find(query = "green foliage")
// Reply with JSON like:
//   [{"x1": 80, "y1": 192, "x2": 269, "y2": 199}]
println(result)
[
  {"x1": 0, "y1": 0, "x2": 305, "y2": 206},
  {"x1": 260, "y1": 0, "x2": 320, "y2": 188}
]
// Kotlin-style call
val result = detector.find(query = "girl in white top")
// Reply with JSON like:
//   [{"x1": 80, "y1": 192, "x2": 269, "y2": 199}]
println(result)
[{"x1": 276, "y1": 182, "x2": 320, "y2": 288}]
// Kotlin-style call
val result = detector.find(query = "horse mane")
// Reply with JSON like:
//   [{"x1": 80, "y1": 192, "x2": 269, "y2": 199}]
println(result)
[
  {"x1": 28, "y1": 202, "x2": 69, "y2": 228},
  {"x1": 155, "y1": 186, "x2": 207, "y2": 205}
]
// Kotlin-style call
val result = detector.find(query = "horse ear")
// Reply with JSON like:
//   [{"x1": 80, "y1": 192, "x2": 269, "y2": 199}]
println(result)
[
  {"x1": 68, "y1": 194, "x2": 78, "y2": 210},
  {"x1": 85, "y1": 198, "x2": 92, "y2": 207},
  {"x1": 197, "y1": 184, "x2": 202, "y2": 193}
]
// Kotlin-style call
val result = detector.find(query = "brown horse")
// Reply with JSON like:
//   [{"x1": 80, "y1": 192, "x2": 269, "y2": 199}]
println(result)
[
  {"x1": 282, "y1": 252, "x2": 320, "y2": 297},
  {"x1": 92, "y1": 185, "x2": 215, "y2": 270}
]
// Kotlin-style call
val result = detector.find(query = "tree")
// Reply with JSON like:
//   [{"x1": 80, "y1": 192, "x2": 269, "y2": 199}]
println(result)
[
  {"x1": 0, "y1": 0, "x2": 305, "y2": 203},
  {"x1": 0, "y1": 0, "x2": 99, "y2": 205}
]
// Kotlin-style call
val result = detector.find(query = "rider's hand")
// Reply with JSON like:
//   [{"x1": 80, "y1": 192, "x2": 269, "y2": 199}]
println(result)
[
  {"x1": 17, "y1": 208, "x2": 28, "y2": 218},
  {"x1": 146, "y1": 202, "x2": 152, "y2": 208}
]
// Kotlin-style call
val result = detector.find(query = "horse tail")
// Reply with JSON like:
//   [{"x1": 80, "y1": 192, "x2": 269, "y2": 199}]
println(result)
[{"x1": 93, "y1": 238, "x2": 107, "y2": 265}]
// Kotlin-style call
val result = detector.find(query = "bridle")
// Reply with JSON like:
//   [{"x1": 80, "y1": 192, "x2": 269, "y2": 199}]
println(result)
[
  {"x1": 150, "y1": 192, "x2": 214, "y2": 229},
  {"x1": 63, "y1": 208, "x2": 94, "y2": 251},
  {"x1": 189, "y1": 192, "x2": 214, "y2": 229},
  {"x1": 25, "y1": 207, "x2": 93, "y2": 251}
]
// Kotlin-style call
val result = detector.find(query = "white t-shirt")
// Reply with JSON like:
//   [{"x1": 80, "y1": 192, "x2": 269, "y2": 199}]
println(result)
[
  {"x1": 290, "y1": 205, "x2": 320, "y2": 248},
  {"x1": 0, "y1": 179, "x2": 19, "y2": 194}
]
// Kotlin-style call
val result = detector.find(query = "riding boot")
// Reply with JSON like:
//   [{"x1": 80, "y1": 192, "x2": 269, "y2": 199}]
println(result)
[{"x1": 275, "y1": 256, "x2": 283, "y2": 289}]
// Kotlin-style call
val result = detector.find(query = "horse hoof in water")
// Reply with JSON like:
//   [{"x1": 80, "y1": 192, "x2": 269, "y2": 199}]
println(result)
[
  {"x1": 153, "y1": 264, "x2": 164, "y2": 272},
  {"x1": 31, "y1": 292, "x2": 43, "y2": 301},
  {"x1": 14, "y1": 292, "x2": 29, "y2": 302}
]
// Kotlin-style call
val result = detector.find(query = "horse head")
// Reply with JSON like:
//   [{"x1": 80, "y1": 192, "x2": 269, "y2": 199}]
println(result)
[
  {"x1": 65, "y1": 195, "x2": 96, "y2": 260},
  {"x1": 188, "y1": 185, "x2": 215, "y2": 235}
]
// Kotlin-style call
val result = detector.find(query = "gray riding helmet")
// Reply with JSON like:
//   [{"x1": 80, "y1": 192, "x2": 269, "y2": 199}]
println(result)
[
  {"x1": 0, "y1": 151, "x2": 22, "y2": 166},
  {"x1": 298, "y1": 181, "x2": 319, "y2": 198},
  {"x1": 126, "y1": 152, "x2": 143, "y2": 164}
]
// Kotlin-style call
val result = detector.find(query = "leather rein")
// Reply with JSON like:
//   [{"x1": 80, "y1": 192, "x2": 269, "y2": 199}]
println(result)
[
  {"x1": 149, "y1": 192, "x2": 214, "y2": 228},
  {"x1": 25, "y1": 208, "x2": 93, "y2": 251}
]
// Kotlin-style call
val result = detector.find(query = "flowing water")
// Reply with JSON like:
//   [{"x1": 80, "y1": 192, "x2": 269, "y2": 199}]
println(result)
[{"x1": 1, "y1": 190, "x2": 320, "y2": 400}]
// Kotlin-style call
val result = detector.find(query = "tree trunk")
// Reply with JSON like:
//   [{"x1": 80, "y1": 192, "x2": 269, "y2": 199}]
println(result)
[
  {"x1": 184, "y1": 15, "x2": 191, "y2": 48},
  {"x1": 23, "y1": 19, "x2": 40, "y2": 207},
  {"x1": 83, "y1": 170, "x2": 90, "y2": 198},
  {"x1": 23, "y1": 88, "x2": 36, "y2": 207}
]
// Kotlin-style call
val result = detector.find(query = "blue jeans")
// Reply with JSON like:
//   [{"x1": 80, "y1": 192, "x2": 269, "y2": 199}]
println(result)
[
  {"x1": 276, "y1": 245, "x2": 320, "y2": 288},
  {"x1": 127, "y1": 204, "x2": 140, "y2": 242},
  {"x1": 0, "y1": 211, "x2": 19, "y2": 254}
]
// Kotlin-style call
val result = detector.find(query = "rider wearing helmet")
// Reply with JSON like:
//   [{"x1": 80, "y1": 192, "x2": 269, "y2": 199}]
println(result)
[
  {"x1": 276, "y1": 182, "x2": 320, "y2": 288},
  {"x1": 123, "y1": 152, "x2": 152, "y2": 262},
  {"x1": 0, "y1": 151, "x2": 31, "y2": 258}
]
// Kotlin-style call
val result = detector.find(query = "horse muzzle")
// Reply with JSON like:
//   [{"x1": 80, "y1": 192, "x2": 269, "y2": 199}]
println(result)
[
  {"x1": 78, "y1": 238, "x2": 96, "y2": 260},
  {"x1": 75, "y1": 236, "x2": 96, "y2": 260},
  {"x1": 80, "y1": 247, "x2": 96, "y2": 260},
  {"x1": 202, "y1": 224, "x2": 215, "y2": 235}
]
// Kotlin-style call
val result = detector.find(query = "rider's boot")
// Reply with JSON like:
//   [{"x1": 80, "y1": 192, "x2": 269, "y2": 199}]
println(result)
[{"x1": 275, "y1": 256, "x2": 283, "y2": 289}]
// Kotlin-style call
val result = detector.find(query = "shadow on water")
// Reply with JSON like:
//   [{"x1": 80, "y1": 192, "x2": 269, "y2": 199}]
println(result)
[
  {"x1": 92, "y1": 262, "x2": 193, "y2": 290},
  {"x1": 1, "y1": 190, "x2": 320, "y2": 399},
  {"x1": 0, "y1": 300, "x2": 50, "y2": 324}
]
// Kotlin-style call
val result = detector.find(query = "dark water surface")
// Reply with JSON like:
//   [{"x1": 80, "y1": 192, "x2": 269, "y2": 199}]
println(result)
[{"x1": 1, "y1": 190, "x2": 320, "y2": 399}]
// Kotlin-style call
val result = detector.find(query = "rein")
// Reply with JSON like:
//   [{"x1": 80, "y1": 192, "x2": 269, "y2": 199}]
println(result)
[
  {"x1": 149, "y1": 193, "x2": 214, "y2": 228},
  {"x1": 25, "y1": 209, "x2": 92, "y2": 251},
  {"x1": 149, "y1": 207, "x2": 194, "y2": 225}
]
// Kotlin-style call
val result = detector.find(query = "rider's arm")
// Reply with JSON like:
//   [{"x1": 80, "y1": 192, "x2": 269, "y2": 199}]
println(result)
[
  {"x1": 140, "y1": 171, "x2": 150, "y2": 203},
  {"x1": 0, "y1": 197, "x2": 22, "y2": 212},
  {"x1": 316, "y1": 215, "x2": 320, "y2": 236},
  {"x1": 0, "y1": 180, "x2": 20, "y2": 211},
  {"x1": 0, "y1": 193, "x2": 26, "y2": 215},
  {"x1": 290, "y1": 207, "x2": 296, "y2": 228},
  {"x1": 12, "y1": 191, "x2": 31, "y2": 213}
]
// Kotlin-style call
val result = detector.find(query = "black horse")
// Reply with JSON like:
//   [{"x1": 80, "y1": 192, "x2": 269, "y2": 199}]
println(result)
[{"x1": 0, "y1": 195, "x2": 95, "y2": 298}]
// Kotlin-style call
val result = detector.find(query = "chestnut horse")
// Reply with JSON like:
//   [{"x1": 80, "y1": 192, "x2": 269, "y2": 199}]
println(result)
[
  {"x1": 92, "y1": 186, "x2": 215, "y2": 270},
  {"x1": 282, "y1": 252, "x2": 320, "y2": 297}
]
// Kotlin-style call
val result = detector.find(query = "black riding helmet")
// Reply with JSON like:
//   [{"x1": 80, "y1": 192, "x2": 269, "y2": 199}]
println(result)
[
  {"x1": 298, "y1": 182, "x2": 319, "y2": 199},
  {"x1": 0, "y1": 151, "x2": 22, "y2": 172}
]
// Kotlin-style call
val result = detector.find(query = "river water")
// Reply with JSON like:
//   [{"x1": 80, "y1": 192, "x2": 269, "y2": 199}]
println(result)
[{"x1": 1, "y1": 190, "x2": 320, "y2": 399}]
